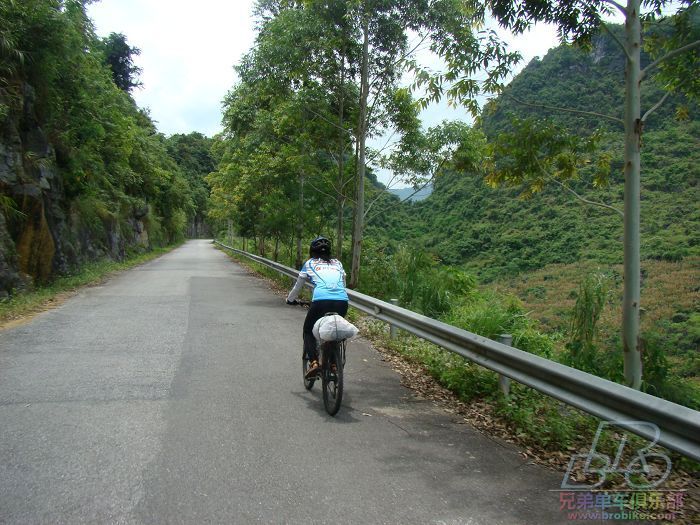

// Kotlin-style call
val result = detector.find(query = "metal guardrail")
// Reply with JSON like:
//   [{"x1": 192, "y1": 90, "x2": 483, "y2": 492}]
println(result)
[{"x1": 214, "y1": 241, "x2": 700, "y2": 461}]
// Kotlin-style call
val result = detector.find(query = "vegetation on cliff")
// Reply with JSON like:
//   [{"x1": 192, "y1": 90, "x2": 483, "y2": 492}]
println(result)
[{"x1": 0, "y1": 0, "x2": 207, "y2": 294}]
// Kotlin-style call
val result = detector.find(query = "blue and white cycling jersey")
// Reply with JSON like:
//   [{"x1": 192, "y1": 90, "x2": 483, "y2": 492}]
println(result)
[{"x1": 287, "y1": 258, "x2": 348, "y2": 302}]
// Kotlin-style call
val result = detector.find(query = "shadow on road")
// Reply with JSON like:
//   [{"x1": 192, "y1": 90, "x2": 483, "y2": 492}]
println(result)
[{"x1": 289, "y1": 389, "x2": 362, "y2": 424}]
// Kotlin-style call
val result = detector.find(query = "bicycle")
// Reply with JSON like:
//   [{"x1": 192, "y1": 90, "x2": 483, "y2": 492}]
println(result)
[{"x1": 289, "y1": 301, "x2": 347, "y2": 416}]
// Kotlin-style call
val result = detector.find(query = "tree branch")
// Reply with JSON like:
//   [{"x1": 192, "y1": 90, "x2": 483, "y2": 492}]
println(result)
[
  {"x1": 507, "y1": 94, "x2": 624, "y2": 125},
  {"x1": 535, "y1": 158, "x2": 623, "y2": 217},
  {"x1": 381, "y1": 171, "x2": 402, "y2": 190},
  {"x1": 550, "y1": 176, "x2": 623, "y2": 216},
  {"x1": 307, "y1": 179, "x2": 343, "y2": 202},
  {"x1": 366, "y1": 80, "x2": 388, "y2": 126},
  {"x1": 366, "y1": 129, "x2": 397, "y2": 163},
  {"x1": 600, "y1": 0, "x2": 627, "y2": 16},
  {"x1": 641, "y1": 40, "x2": 700, "y2": 80},
  {"x1": 365, "y1": 33, "x2": 431, "y2": 125},
  {"x1": 365, "y1": 155, "x2": 450, "y2": 222},
  {"x1": 601, "y1": 22, "x2": 631, "y2": 62},
  {"x1": 367, "y1": 32, "x2": 429, "y2": 95},
  {"x1": 641, "y1": 90, "x2": 671, "y2": 122},
  {"x1": 305, "y1": 106, "x2": 354, "y2": 135}
]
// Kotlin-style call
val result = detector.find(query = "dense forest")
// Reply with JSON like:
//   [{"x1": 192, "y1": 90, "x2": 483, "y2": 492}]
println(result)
[
  {"x1": 0, "y1": 1, "x2": 212, "y2": 297},
  {"x1": 361, "y1": 22, "x2": 699, "y2": 407}
]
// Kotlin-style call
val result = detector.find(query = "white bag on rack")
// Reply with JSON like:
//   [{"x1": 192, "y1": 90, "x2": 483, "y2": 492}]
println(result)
[{"x1": 313, "y1": 314, "x2": 359, "y2": 342}]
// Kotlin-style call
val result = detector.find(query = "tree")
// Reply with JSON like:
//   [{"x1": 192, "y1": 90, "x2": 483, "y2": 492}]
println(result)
[
  {"x1": 420, "y1": 0, "x2": 699, "y2": 389},
  {"x1": 342, "y1": 0, "x2": 494, "y2": 288},
  {"x1": 100, "y1": 32, "x2": 142, "y2": 93},
  {"x1": 165, "y1": 132, "x2": 215, "y2": 237},
  {"x1": 219, "y1": 2, "x2": 355, "y2": 264}
]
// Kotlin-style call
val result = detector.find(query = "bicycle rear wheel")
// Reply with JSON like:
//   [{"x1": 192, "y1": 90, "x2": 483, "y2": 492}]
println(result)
[{"x1": 322, "y1": 341, "x2": 344, "y2": 416}]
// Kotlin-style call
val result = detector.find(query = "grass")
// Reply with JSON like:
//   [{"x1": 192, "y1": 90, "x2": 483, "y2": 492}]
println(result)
[
  {"x1": 0, "y1": 244, "x2": 182, "y2": 326},
  {"x1": 494, "y1": 257, "x2": 699, "y2": 337},
  {"x1": 494, "y1": 257, "x2": 700, "y2": 379}
]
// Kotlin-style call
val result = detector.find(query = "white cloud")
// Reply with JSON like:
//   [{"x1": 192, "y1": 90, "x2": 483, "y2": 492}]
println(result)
[{"x1": 87, "y1": 0, "x2": 257, "y2": 137}]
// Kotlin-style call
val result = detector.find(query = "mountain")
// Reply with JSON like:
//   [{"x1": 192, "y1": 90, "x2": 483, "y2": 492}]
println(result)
[
  {"x1": 388, "y1": 185, "x2": 433, "y2": 202},
  {"x1": 370, "y1": 25, "x2": 698, "y2": 282},
  {"x1": 0, "y1": 3, "x2": 203, "y2": 296}
]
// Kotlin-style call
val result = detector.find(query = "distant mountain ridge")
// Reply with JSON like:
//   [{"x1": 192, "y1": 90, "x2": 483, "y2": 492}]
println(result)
[{"x1": 388, "y1": 185, "x2": 433, "y2": 202}]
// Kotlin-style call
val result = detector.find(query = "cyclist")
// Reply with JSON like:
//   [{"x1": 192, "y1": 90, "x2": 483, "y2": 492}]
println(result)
[{"x1": 286, "y1": 236, "x2": 349, "y2": 378}]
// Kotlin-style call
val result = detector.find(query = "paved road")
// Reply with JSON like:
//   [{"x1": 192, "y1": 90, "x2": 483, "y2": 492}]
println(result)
[{"x1": 0, "y1": 240, "x2": 570, "y2": 524}]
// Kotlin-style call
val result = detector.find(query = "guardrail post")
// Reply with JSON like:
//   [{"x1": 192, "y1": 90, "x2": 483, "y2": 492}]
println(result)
[
  {"x1": 498, "y1": 334, "x2": 512, "y2": 396},
  {"x1": 389, "y1": 299, "x2": 399, "y2": 339}
]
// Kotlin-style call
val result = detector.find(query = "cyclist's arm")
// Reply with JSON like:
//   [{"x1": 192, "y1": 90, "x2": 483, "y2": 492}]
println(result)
[
  {"x1": 287, "y1": 272, "x2": 308, "y2": 303},
  {"x1": 339, "y1": 261, "x2": 347, "y2": 289}
]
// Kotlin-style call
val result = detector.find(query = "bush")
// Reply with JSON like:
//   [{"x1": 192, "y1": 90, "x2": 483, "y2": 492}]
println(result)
[
  {"x1": 641, "y1": 331, "x2": 700, "y2": 410},
  {"x1": 359, "y1": 243, "x2": 476, "y2": 317},
  {"x1": 447, "y1": 292, "x2": 554, "y2": 358},
  {"x1": 563, "y1": 272, "x2": 612, "y2": 374}
]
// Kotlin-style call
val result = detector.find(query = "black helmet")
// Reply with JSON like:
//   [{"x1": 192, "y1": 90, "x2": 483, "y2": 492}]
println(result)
[{"x1": 310, "y1": 236, "x2": 331, "y2": 257}]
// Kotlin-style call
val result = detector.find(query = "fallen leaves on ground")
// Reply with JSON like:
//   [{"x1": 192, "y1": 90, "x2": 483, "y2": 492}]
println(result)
[{"x1": 357, "y1": 317, "x2": 700, "y2": 524}]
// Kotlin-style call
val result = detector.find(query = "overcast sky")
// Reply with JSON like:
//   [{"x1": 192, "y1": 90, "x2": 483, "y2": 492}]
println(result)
[
  {"x1": 87, "y1": 0, "x2": 562, "y2": 139},
  {"x1": 88, "y1": 0, "x2": 258, "y2": 137}
]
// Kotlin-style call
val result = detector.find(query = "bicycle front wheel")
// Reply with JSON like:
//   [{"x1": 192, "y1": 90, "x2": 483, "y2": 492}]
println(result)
[{"x1": 322, "y1": 341, "x2": 344, "y2": 416}]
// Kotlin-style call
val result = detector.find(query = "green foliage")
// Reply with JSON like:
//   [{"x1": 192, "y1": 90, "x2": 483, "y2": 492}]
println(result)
[
  {"x1": 639, "y1": 331, "x2": 700, "y2": 409},
  {"x1": 487, "y1": 118, "x2": 613, "y2": 198},
  {"x1": 447, "y1": 291, "x2": 554, "y2": 358},
  {"x1": 359, "y1": 241, "x2": 477, "y2": 317},
  {"x1": 0, "y1": 194, "x2": 25, "y2": 221},
  {"x1": 407, "y1": 0, "x2": 522, "y2": 115},
  {"x1": 99, "y1": 32, "x2": 142, "y2": 93},
  {"x1": 495, "y1": 385, "x2": 581, "y2": 449},
  {"x1": 564, "y1": 272, "x2": 611, "y2": 374},
  {"x1": 0, "y1": 0, "x2": 198, "y2": 258},
  {"x1": 644, "y1": 3, "x2": 700, "y2": 102},
  {"x1": 165, "y1": 132, "x2": 215, "y2": 225},
  {"x1": 369, "y1": 24, "x2": 699, "y2": 280}
]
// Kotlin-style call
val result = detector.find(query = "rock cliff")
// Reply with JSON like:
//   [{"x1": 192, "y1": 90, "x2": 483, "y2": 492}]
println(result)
[{"x1": 0, "y1": 83, "x2": 149, "y2": 297}]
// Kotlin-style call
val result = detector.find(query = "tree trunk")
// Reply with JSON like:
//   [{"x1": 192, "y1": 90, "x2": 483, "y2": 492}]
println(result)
[
  {"x1": 337, "y1": 48, "x2": 346, "y2": 261},
  {"x1": 622, "y1": 0, "x2": 643, "y2": 389},
  {"x1": 295, "y1": 172, "x2": 304, "y2": 269},
  {"x1": 274, "y1": 235, "x2": 279, "y2": 262},
  {"x1": 350, "y1": 18, "x2": 369, "y2": 288},
  {"x1": 337, "y1": 197, "x2": 345, "y2": 260}
]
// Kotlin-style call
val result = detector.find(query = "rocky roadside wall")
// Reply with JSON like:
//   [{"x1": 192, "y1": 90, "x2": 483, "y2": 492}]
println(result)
[{"x1": 0, "y1": 83, "x2": 150, "y2": 298}]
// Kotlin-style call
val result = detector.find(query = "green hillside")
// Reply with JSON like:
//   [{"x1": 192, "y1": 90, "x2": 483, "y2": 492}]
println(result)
[
  {"x1": 370, "y1": 27, "x2": 699, "y2": 283},
  {"x1": 0, "y1": 2, "x2": 212, "y2": 296},
  {"x1": 362, "y1": 25, "x2": 700, "y2": 398}
]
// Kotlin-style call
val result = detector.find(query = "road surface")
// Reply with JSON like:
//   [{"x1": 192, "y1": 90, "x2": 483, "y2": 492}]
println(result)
[{"x1": 0, "y1": 240, "x2": 569, "y2": 524}]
